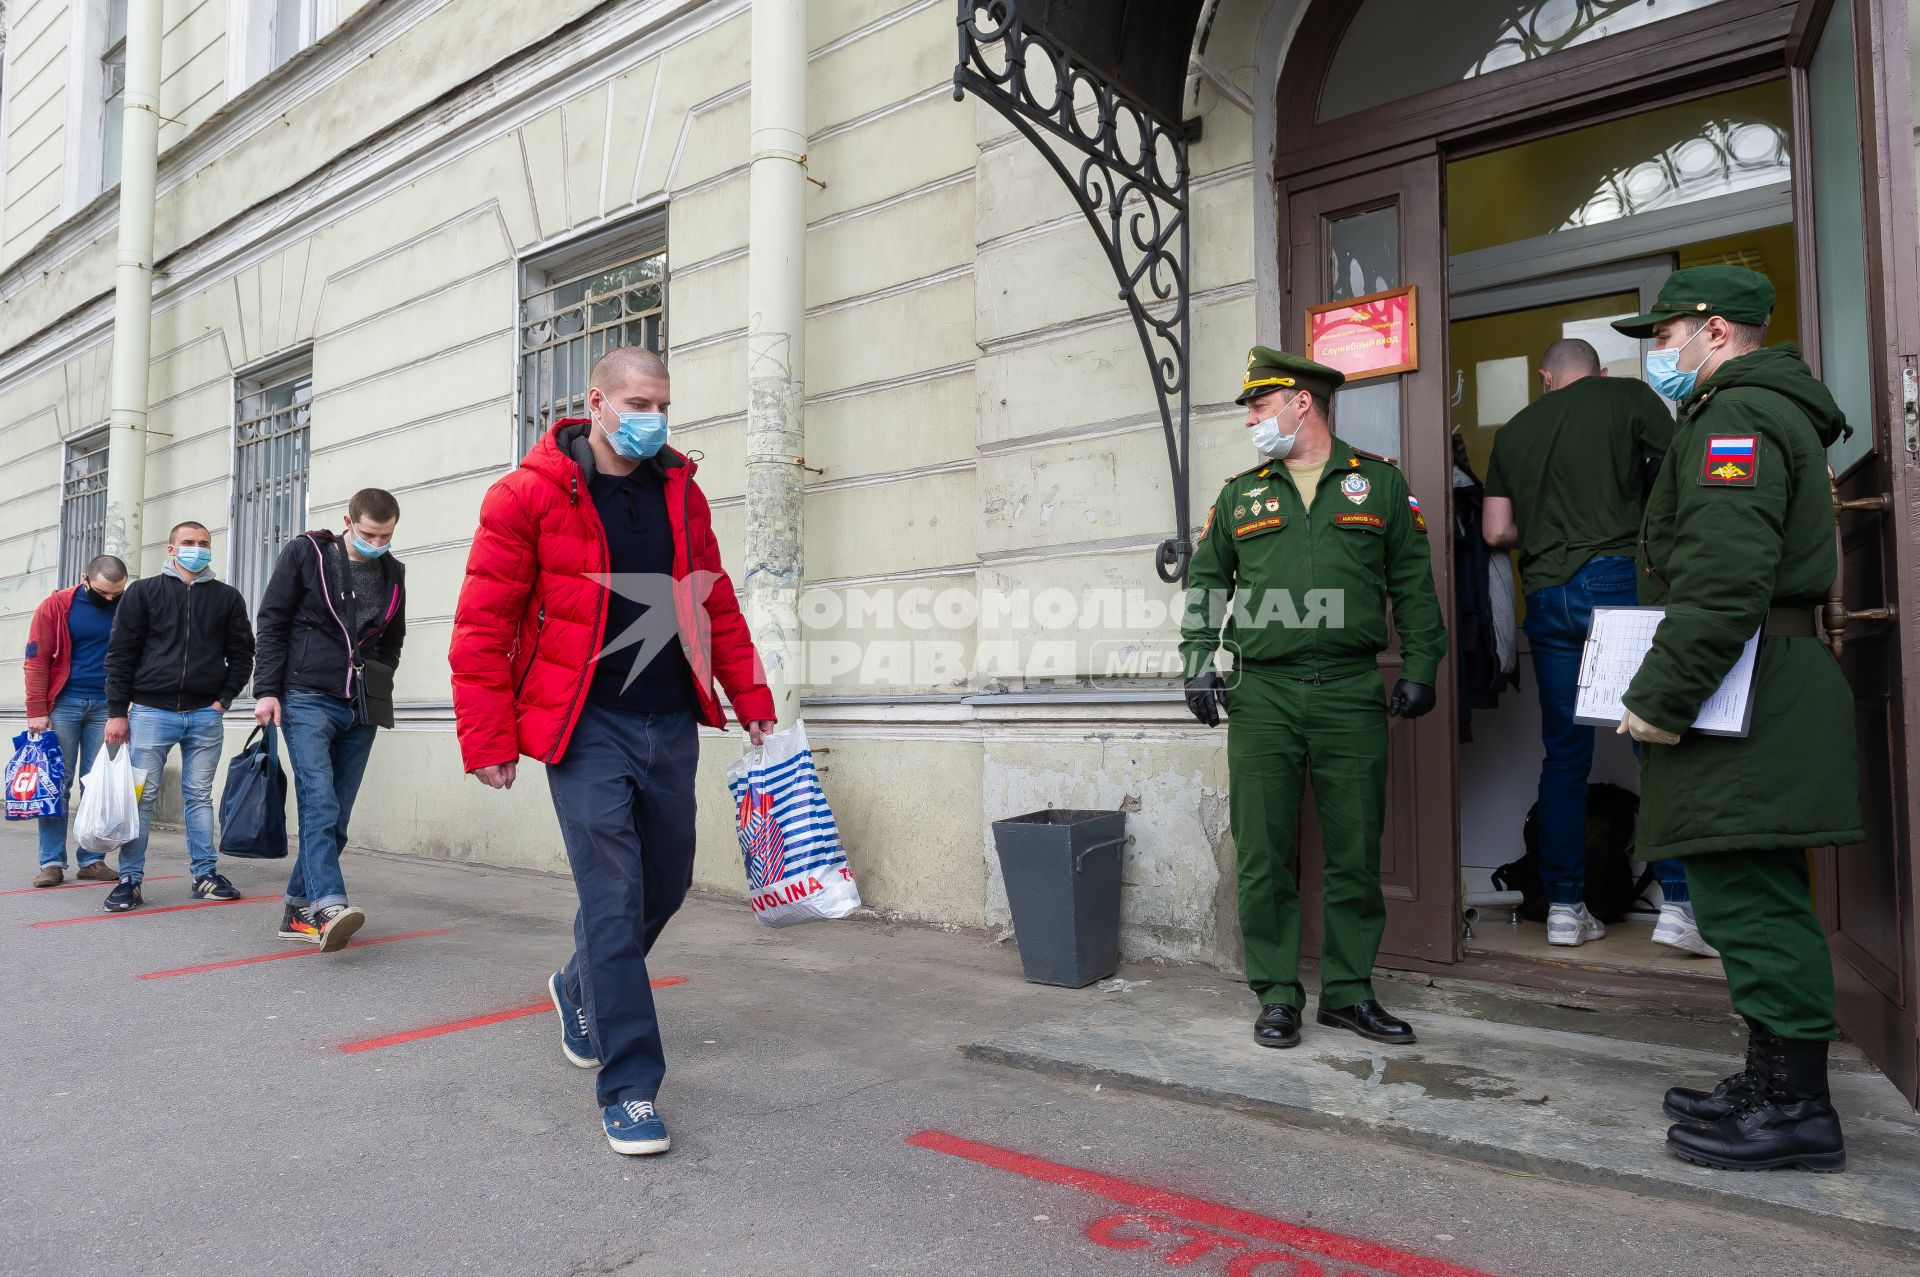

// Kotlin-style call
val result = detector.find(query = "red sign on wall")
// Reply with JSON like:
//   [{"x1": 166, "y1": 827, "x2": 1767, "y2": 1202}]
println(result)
[{"x1": 1306, "y1": 285, "x2": 1418, "y2": 382}]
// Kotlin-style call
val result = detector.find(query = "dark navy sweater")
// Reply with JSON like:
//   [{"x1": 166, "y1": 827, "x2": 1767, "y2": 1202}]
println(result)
[{"x1": 586, "y1": 461, "x2": 695, "y2": 715}]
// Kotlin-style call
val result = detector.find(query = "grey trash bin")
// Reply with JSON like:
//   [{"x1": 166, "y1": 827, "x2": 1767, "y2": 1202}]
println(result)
[{"x1": 991, "y1": 808, "x2": 1126, "y2": 988}]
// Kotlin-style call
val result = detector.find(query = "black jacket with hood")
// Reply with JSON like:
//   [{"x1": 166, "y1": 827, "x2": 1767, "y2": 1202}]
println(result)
[
  {"x1": 104, "y1": 558, "x2": 255, "y2": 717},
  {"x1": 252, "y1": 529, "x2": 407, "y2": 703}
]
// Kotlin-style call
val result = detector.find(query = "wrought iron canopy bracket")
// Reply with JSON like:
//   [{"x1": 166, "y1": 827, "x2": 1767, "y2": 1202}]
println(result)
[{"x1": 954, "y1": 1, "x2": 1202, "y2": 585}]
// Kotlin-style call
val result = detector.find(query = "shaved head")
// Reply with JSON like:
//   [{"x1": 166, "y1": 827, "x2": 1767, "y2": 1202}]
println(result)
[
  {"x1": 590, "y1": 346, "x2": 669, "y2": 394},
  {"x1": 1540, "y1": 338, "x2": 1602, "y2": 380}
]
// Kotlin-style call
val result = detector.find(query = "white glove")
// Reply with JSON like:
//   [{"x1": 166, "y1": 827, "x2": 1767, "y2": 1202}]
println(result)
[{"x1": 1617, "y1": 709, "x2": 1681, "y2": 746}]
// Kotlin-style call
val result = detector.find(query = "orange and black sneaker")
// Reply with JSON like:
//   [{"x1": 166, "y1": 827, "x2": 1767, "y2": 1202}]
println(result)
[{"x1": 277, "y1": 903, "x2": 321, "y2": 944}]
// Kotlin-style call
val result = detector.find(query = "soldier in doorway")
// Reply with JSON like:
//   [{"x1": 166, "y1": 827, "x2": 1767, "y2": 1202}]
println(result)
[
  {"x1": 1481, "y1": 338, "x2": 1704, "y2": 954},
  {"x1": 1179, "y1": 347, "x2": 1447, "y2": 1050},
  {"x1": 1611, "y1": 265, "x2": 1863, "y2": 1172}
]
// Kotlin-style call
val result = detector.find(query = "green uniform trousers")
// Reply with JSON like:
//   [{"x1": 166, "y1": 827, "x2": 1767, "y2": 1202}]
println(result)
[
  {"x1": 1227, "y1": 665, "x2": 1387, "y2": 1011},
  {"x1": 1686, "y1": 848, "x2": 1837, "y2": 1040}
]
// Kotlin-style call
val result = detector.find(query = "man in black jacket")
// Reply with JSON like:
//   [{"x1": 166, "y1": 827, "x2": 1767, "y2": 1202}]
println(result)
[
  {"x1": 103, "y1": 522, "x2": 255, "y2": 912},
  {"x1": 252, "y1": 489, "x2": 406, "y2": 951}
]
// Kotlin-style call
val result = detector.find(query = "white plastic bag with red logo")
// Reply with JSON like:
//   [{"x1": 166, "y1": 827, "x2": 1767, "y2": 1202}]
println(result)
[{"x1": 725, "y1": 719, "x2": 860, "y2": 927}]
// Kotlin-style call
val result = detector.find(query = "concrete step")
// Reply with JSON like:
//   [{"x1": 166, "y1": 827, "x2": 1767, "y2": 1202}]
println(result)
[{"x1": 966, "y1": 976, "x2": 1920, "y2": 1253}]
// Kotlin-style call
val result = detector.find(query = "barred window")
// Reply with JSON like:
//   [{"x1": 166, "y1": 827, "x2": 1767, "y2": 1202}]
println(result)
[
  {"x1": 517, "y1": 217, "x2": 666, "y2": 458},
  {"x1": 231, "y1": 357, "x2": 313, "y2": 611},
  {"x1": 59, "y1": 430, "x2": 110, "y2": 584}
]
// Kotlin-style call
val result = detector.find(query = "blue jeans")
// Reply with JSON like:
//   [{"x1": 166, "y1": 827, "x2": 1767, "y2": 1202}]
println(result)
[
  {"x1": 547, "y1": 703, "x2": 699, "y2": 1108},
  {"x1": 36, "y1": 694, "x2": 110, "y2": 868},
  {"x1": 119, "y1": 705, "x2": 224, "y2": 882},
  {"x1": 1524, "y1": 556, "x2": 1688, "y2": 907},
  {"x1": 282, "y1": 690, "x2": 379, "y2": 912}
]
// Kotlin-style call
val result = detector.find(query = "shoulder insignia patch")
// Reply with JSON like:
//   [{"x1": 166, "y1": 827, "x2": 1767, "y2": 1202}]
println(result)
[
  {"x1": 1201, "y1": 504, "x2": 1214, "y2": 537},
  {"x1": 1700, "y1": 435, "x2": 1758, "y2": 487},
  {"x1": 1334, "y1": 512, "x2": 1384, "y2": 530},
  {"x1": 1234, "y1": 515, "x2": 1286, "y2": 539},
  {"x1": 1349, "y1": 446, "x2": 1400, "y2": 466},
  {"x1": 1407, "y1": 493, "x2": 1427, "y2": 532}
]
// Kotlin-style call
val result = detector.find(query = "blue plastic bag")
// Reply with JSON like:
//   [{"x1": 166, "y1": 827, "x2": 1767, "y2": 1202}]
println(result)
[
  {"x1": 6, "y1": 731, "x2": 66, "y2": 820},
  {"x1": 218, "y1": 726, "x2": 288, "y2": 859}
]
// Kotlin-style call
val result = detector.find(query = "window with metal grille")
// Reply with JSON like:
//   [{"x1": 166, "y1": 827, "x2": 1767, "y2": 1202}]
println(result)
[
  {"x1": 231, "y1": 357, "x2": 313, "y2": 611},
  {"x1": 517, "y1": 217, "x2": 667, "y2": 458},
  {"x1": 59, "y1": 431, "x2": 110, "y2": 584}
]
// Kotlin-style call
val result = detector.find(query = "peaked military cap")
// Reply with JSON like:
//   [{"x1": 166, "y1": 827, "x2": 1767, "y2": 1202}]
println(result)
[
  {"x1": 1611, "y1": 265, "x2": 1775, "y2": 336},
  {"x1": 1236, "y1": 345, "x2": 1345, "y2": 404}
]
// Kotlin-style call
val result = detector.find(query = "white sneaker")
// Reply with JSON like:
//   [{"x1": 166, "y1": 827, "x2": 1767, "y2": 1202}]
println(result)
[
  {"x1": 1546, "y1": 902, "x2": 1605, "y2": 947},
  {"x1": 1651, "y1": 903, "x2": 1719, "y2": 957}
]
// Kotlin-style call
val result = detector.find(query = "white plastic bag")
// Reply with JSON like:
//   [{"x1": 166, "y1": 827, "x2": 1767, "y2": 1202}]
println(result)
[
  {"x1": 725, "y1": 719, "x2": 860, "y2": 927},
  {"x1": 73, "y1": 743, "x2": 142, "y2": 853}
]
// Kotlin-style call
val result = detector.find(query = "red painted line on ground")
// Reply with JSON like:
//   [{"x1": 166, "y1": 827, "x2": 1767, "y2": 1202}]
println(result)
[
  {"x1": 29, "y1": 895, "x2": 280, "y2": 926},
  {"x1": 906, "y1": 1130, "x2": 1501, "y2": 1277},
  {"x1": 337, "y1": 976, "x2": 689, "y2": 1054},
  {"x1": 0, "y1": 875, "x2": 182, "y2": 897},
  {"x1": 136, "y1": 929, "x2": 456, "y2": 979}
]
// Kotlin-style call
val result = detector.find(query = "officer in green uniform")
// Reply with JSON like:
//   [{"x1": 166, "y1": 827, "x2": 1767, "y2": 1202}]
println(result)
[
  {"x1": 1610, "y1": 266, "x2": 1863, "y2": 1173},
  {"x1": 1180, "y1": 348, "x2": 1447, "y2": 1050}
]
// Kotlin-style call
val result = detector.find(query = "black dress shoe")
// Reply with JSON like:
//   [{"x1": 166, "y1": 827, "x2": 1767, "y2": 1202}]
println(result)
[
  {"x1": 1316, "y1": 1000, "x2": 1416, "y2": 1045},
  {"x1": 1253, "y1": 1003, "x2": 1301, "y2": 1049}
]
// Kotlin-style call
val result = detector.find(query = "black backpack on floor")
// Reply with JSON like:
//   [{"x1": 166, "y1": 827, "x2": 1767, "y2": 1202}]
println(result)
[{"x1": 1490, "y1": 782, "x2": 1656, "y2": 924}]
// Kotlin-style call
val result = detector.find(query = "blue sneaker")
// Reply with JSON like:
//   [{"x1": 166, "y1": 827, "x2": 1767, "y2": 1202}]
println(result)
[
  {"x1": 549, "y1": 971, "x2": 599, "y2": 1069},
  {"x1": 603, "y1": 1100, "x2": 670, "y2": 1155}
]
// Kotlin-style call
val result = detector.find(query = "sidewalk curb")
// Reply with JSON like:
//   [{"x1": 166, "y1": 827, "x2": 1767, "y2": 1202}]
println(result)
[{"x1": 964, "y1": 1040, "x2": 1920, "y2": 1258}]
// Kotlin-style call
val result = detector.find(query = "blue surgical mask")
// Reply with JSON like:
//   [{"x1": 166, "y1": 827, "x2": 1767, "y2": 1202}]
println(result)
[
  {"x1": 350, "y1": 535, "x2": 390, "y2": 559},
  {"x1": 1647, "y1": 324, "x2": 1709, "y2": 401},
  {"x1": 174, "y1": 546, "x2": 212, "y2": 573},
  {"x1": 601, "y1": 409, "x2": 669, "y2": 460}
]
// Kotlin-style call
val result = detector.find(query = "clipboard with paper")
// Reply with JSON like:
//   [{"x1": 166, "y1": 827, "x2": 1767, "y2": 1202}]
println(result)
[{"x1": 1573, "y1": 606, "x2": 1761, "y2": 738}]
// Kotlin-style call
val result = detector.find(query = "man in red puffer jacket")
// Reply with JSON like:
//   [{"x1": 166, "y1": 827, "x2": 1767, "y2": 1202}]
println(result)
[{"x1": 450, "y1": 346, "x2": 774, "y2": 1158}]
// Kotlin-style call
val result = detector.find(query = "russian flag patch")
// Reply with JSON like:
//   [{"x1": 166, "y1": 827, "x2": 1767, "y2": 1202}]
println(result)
[
  {"x1": 1701, "y1": 435, "x2": 1757, "y2": 486},
  {"x1": 1407, "y1": 493, "x2": 1427, "y2": 532}
]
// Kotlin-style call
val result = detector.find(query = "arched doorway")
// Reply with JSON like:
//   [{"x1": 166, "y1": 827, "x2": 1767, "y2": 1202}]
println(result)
[{"x1": 1257, "y1": 0, "x2": 1920, "y2": 1101}]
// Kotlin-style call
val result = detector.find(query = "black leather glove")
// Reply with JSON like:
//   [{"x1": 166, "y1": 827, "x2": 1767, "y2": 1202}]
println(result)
[
  {"x1": 1184, "y1": 671, "x2": 1228, "y2": 727},
  {"x1": 1388, "y1": 679, "x2": 1436, "y2": 719}
]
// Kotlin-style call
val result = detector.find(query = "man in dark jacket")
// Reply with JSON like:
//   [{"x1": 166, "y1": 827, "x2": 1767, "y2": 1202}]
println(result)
[
  {"x1": 103, "y1": 522, "x2": 255, "y2": 912},
  {"x1": 1610, "y1": 266, "x2": 1863, "y2": 1173},
  {"x1": 252, "y1": 489, "x2": 407, "y2": 952}
]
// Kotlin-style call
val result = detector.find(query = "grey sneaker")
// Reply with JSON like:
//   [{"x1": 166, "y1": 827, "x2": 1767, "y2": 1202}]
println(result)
[{"x1": 1546, "y1": 901, "x2": 1605, "y2": 946}]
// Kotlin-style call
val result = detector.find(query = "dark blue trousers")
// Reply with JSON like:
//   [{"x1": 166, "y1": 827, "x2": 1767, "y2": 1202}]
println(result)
[{"x1": 546, "y1": 703, "x2": 699, "y2": 1107}]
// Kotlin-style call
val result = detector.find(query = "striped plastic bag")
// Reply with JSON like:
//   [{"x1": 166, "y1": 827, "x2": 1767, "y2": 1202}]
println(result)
[{"x1": 725, "y1": 719, "x2": 860, "y2": 927}]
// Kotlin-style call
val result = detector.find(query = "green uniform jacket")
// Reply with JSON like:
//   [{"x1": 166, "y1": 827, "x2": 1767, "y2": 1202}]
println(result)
[
  {"x1": 1626, "y1": 344, "x2": 1865, "y2": 857},
  {"x1": 1179, "y1": 439, "x2": 1448, "y2": 685}
]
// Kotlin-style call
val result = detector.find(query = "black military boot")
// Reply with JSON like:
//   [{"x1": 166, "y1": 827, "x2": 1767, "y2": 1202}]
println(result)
[
  {"x1": 1666, "y1": 1036, "x2": 1845, "y2": 1172},
  {"x1": 1664, "y1": 1018, "x2": 1767, "y2": 1124}
]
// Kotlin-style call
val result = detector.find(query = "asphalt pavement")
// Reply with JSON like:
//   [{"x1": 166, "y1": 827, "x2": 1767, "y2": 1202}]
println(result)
[{"x1": 2, "y1": 824, "x2": 1912, "y2": 1277}]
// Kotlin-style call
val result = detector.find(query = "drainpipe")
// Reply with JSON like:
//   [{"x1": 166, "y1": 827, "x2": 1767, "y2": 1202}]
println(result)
[
  {"x1": 101, "y1": 0, "x2": 163, "y2": 566},
  {"x1": 742, "y1": 0, "x2": 808, "y2": 726}
]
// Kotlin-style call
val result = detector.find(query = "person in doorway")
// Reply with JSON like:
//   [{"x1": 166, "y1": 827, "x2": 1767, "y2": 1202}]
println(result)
[
  {"x1": 22, "y1": 556, "x2": 129, "y2": 887},
  {"x1": 1610, "y1": 265, "x2": 1861, "y2": 1172},
  {"x1": 1179, "y1": 347, "x2": 1448, "y2": 1051},
  {"x1": 251, "y1": 488, "x2": 407, "y2": 952},
  {"x1": 102, "y1": 522, "x2": 255, "y2": 912},
  {"x1": 450, "y1": 346, "x2": 775, "y2": 1158},
  {"x1": 1481, "y1": 338, "x2": 1705, "y2": 953}
]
